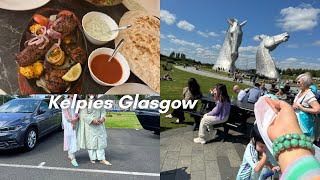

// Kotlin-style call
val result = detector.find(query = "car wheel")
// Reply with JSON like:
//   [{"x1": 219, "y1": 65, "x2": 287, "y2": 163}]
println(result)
[{"x1": 24, "y1": 127, "x2": 37, "y2": 151}]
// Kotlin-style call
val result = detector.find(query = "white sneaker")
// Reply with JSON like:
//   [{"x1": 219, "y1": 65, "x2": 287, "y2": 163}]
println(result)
[
  {"x1": 165, "y1": 114, "x2": 173, "y2": 118},
  {"x1": 193, "y1": 137, "x2": 206, "y2": 144}
]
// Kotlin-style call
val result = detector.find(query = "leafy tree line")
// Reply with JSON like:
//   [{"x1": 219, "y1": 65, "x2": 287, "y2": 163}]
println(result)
[
  {"x1": 278, "y1": 68, "x2": 320, "y2": 77},
  {"x1": 162, "y1": 53, "x2": 213, "y2": 67}
]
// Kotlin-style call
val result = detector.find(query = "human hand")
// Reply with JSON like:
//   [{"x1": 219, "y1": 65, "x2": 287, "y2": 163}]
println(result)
[
  {"x1": 292, "y1": 103, "x2": 302, "y2": 110},
  {"x1": 98, "y1": 118, "x2": 105, "y2": 124},
  {"x1": 265, "y1": 98, "x2": 303, "y2": 142},
  {"x1": 272, "y1": 166, "x2": 281, "y2": 172},
  {"x1": 91, "y1": 120, "x2": 100, "y2": 125}
]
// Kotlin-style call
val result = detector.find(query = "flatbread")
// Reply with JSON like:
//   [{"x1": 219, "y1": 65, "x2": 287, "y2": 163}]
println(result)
[
  {"x1": 115, "y1": 10, "x2": 160, "y2": 93},
  {"x1": 122, "y1": 0, "x2": 160, "y2": 18},
  {"x1": 105, "y1": 83, "x2": 158, "y2": 94}
]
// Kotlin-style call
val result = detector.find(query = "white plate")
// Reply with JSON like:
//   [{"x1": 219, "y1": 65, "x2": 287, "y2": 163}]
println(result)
[
  {"x1": 105, "y1": 83, "x2": 158, "y2": 95},
  {"x1": 122, "y1": 0, "x2": 160, "y2": 18},
  {"x1": 0, "y1": 0, "x2": 50, "y2": 11}
]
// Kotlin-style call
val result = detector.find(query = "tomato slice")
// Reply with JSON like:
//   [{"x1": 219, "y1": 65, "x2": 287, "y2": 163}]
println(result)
[{"x1": 33, "y1": 14, "x2": 49, "y2": 26}]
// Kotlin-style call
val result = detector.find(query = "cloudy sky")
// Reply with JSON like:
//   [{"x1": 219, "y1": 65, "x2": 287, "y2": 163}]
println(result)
[{"x1": 160, "y1": 0, "x2": 320, "y2": 70}]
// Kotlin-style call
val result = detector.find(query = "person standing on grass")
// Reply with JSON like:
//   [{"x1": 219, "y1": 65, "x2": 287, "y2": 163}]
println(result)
[
  {"x1": 77, "y1": 94, "x2": 111, "y2": 166},
  {"x1": 193, "y1": 84, "x2": 231, "y2": 144}
]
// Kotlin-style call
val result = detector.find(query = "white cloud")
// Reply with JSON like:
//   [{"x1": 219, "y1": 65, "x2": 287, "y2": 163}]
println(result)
[
  {"x1": 239, "y1": 46, "x2": 258, "y2": 54},
  {"x1": 160, "y1": 34, "x2": 166, "y2": 39},
  {"x1": 276, "y1": 57, "x2": 320, "y2": 70},
  {"x1": 285, "y1": 57, "x2": 299, "y2": 62},
  {"x1": 212, "y1": 44, "x2": 222, "y2": 50},
  {"x1": 277, "y1": 4, "x2": 320, "y2": 32},
  {"x1": 169, "y1": 38, "x2": 201, "y2": 48},
  {"x1": 177, "y1": 20, "x2": 195, "y2": 31},
  {"x1": 312, "y1": 40, "x2": 320, "y2": 46},
  {"x1": 167, "y1": 34, "x2": 176, "y2": 39},
  {"x1": 160, "y1": 10, "x2": 176, "y2": 25},
  {"x1": 197, "y1": 31, "x2": 219, "y2": 38},
  {"x1": 286, "y1": 44, "x2": 299, "y2": 48},
  {"x1": 221, "y1": 30, "x2": 227, "y2": 34},
  {"x1": 253, "y1": 34, "x2": 268, "y2": 41}
]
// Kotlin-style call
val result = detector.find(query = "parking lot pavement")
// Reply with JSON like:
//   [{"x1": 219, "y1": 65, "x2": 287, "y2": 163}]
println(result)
[
  {"x1": 0, "y1": 129, "x2": 160, "y2": 180},
  {"x1": 160, "y1": 118, "x2": 256, "y2": 180}
]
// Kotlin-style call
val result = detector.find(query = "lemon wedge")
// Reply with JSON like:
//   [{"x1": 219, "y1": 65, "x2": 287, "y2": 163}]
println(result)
[{"x1": 62, "y1": 63, "x2": 82, "y2": 82}]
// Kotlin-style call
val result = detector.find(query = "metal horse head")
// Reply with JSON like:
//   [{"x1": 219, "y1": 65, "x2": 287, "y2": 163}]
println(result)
[
  {"x1": 259, "y1": 32, "x2": 289, "y2": 51},
  {"x1": 227, "y1": 18, "x2": 247, "y2": 60},
  {"x1": 256, "y1": 32, "x2": 290, "y2": 79}
]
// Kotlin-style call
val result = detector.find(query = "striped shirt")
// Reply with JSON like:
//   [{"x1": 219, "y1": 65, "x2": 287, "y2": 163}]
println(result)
[{"x1": 237, "y1": 143, "x2": 260, "y2": 180}]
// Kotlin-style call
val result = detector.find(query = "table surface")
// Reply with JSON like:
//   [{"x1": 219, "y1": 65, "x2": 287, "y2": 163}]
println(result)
[
  {"x1": 200, "y1": 95, "x2": 255, "y2": 112},
  {"x1": 0, "y1": 0, "x2": 144, "y2": 94}
]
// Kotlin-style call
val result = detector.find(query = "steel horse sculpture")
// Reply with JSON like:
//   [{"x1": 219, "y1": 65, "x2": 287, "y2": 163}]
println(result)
[
  {"x1": 212, "y1": 18, "x2": 247, "y2": 72},
  {"x1": 256, "y1": 32, "x2": 289, "y2": 79}
]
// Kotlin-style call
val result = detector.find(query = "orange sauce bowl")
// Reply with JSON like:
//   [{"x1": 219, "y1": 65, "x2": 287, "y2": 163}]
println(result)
[{"x1": 88, "y1": 47, "x2": 130, "y2": 86}]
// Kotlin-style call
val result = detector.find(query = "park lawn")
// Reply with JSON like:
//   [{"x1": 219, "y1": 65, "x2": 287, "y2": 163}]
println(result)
[
  {"x1": 105, "y1": 112, "x2": 142, "y2": 129},
  {"x1": 160, "y1": 64, "x2": 250, "y2": 132}
]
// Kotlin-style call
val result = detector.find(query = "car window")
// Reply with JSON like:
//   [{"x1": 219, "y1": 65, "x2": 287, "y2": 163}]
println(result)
[
  {"x1": 39, "y1": 101, "x2": 49, "y2": 112},
  {"x1": 0, "y1": 99, "x2": 39, "y2": 113}
]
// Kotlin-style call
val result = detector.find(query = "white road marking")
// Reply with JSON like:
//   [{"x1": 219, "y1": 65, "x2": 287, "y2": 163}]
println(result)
[
  {"x1": 37, "y1": 162, "x2": 46, "y2": 167},
  {"x1": 0, "y1": 163, "x2": 159, "y2": 177}
]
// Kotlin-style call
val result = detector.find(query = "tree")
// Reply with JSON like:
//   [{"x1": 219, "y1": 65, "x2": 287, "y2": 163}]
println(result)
[
  {"x1": 181, "y1": 53, "x2": 186, "y2": 60},
  {"x1": 169, "y1": 51, "x2": 175, "y2": 58},
  {"x1": 175, "y1": 53, "x2": 180, "y2": 59}
]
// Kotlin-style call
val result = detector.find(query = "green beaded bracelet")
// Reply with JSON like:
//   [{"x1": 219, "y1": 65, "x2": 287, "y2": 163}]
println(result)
[{"x1": 272, "y1": 133, "x2": 314, "y2": 160}]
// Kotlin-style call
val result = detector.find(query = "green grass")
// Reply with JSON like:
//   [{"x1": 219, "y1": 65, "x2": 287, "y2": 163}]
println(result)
[
  {"x1": 105, "y1": 112, "x2": 142, "y2": 129},
  {"x1": 160, "y1": 63, "x2": 251, "y2": 132}
]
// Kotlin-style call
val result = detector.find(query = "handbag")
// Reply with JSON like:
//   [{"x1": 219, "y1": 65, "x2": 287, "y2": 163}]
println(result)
[{"x1": 296, "y1": 92, "x2": 315, "y2": 137}]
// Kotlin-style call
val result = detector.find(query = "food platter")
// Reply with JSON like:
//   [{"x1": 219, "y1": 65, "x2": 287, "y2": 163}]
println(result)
[
  {"x1": 84, "y1": 0, "x2": 123, "y2": 7},
  {"x1": 0, "y1": 0, "x2": 50, "y2": 11},
  {"x1": 17, "y1": 8, "x2": 88, "y2": 94}
]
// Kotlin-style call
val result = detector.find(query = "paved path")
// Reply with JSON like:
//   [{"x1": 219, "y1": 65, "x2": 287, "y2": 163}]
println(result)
[
  {"x1": 175, "y1": 66, "x2": 300, "y2": 93},
  {"x1": 0, "y1": 129, "x2": 160, "y2": 180},
  {"x1": 175, "y1": 66, "x2": 254, "y2": 87},
  {"x1": 160, "y1": 119, "x2": 255, "y2": 180}
]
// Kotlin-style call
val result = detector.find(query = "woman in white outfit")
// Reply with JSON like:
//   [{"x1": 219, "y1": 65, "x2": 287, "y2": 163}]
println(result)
[{"x1": 62, "y1": 95, "x2": 79, "y2": 166}]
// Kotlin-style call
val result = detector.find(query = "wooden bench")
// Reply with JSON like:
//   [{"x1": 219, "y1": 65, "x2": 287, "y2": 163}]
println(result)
[{"x1": 184, "y1": 105, "x2": 246, "y2": 138}]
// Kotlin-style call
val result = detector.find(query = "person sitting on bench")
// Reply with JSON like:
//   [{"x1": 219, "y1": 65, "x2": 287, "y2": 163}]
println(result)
[
  {"x1": 165, "y1": 78, "x2": 202, "y2": 123},
  {"x1": 247, "y1": 83, "x2": 261, "y2": 103},
  {"x1": 193, "y1": 84, "x2": 231, "y2": 144},
  {"x1": 233, "y1": 85, "x2": 247, "y2": 102}
]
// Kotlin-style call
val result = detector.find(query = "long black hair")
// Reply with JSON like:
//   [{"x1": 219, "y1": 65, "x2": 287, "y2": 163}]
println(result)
[
  {"x1": 188, "y1": 78, "x2": 202, "y2": 98},
  {"x1": 215, "y1": 84, "x2": 230, "y2": 103}
]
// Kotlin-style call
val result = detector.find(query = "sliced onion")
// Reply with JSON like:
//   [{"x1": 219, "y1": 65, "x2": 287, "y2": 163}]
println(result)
[
  {"x1": 28, "y1": 36, "x2": 43, "y2": 46},
  {"x1": 47, "y1": 26, "x2": 61, "y2": 39},
  {"x1": 57, "y1": 38, "x2": 61, "y2": 46},
  {"x1": 39, "y1": 35, "x2": 49, "y2": 49},
  {"x1": 52, "y1": 16, "x2": 64, "y2": 27},
  {"x1": 45, "y1": 43, "x2": 63, "y2": 64},
  {"x1": 49, "y1": 15, "x2": 57, "y2": 22}
]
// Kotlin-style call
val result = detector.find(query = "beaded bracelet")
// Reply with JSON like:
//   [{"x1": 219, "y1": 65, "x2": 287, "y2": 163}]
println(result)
[{"x1": 272, "y1": 133, "x2": 314, "y2": 160}]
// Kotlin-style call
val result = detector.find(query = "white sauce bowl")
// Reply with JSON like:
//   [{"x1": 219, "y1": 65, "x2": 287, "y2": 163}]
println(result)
[{"x1": 82, "y1": 11, "x2": 119, "y2": 45}]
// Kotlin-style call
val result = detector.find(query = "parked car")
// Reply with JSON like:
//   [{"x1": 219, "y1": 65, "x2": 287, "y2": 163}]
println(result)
[
  {"x1": 0, "y1": 98, "x2": 62, "y2": 151},
  {"x1": 135, "y1": 95, "x2": 160, "y2": 135}
]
